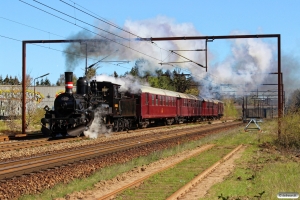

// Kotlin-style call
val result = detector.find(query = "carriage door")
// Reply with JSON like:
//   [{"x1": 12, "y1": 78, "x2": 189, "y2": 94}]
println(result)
[
  {"x1": 176, "y1": 97, "x2": 181, "y2": 116},
  {"x1": 145, "y1": 93, "x2": 149, "y2": 114}
]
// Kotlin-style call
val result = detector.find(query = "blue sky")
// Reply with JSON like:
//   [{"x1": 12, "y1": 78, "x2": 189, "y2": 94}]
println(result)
[{"x1": 0, "y1": 0, "x2": 299, "y2": 89}]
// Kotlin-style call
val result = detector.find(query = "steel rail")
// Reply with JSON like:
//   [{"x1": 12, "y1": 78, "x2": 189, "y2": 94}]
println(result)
[{"x1": 0, "y1": 137, "x2": 83, "y2": 152}]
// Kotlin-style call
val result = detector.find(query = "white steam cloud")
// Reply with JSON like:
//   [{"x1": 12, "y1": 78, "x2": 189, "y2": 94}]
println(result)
[
  {"x1": 84, "y1": 107, "x2": 112, "y2": 139},
  {"x1": 92, "y1": 74, "x2": 149, "y2": 93},
  {"x1": 65, "y1": 16, "x2": 279, "y2": 97}
]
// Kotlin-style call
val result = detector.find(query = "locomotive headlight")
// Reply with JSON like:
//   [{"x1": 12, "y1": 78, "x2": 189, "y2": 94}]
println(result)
[{"x1": 114, "y1": 104, "x2": 118, "y2": 108}]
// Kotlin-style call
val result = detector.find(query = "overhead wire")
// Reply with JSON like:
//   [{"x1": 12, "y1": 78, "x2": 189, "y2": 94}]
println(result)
[
  {"x1": 61, "y1": 0, "x2": 142, "y2": 39},
  {"x1": 0, "y1": 16, "x2": 65, "y2": 38},
  {"x1": 0, "y1": 16, "x2": 130, "y2": 69},
  {"x1": 19, "y1": 0, "x2": 161, "y2": 62},
  {"x1": 61, "y1": 0, "x2": 205, "y2": 69},
  {"x1": 18, "y1": 0, "x2": 208, "y2": 77},
  {"x1": 0, "y1": 34, "x2": 131, "y2": 70},
  {"x1": 33, "y1": 0, "x2": 127, "y2": 40}
]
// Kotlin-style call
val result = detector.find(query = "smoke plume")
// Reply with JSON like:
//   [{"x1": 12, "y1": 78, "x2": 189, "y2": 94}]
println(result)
[{"x1": 65, "y1": 16, "x2": 297, "y2": 98}]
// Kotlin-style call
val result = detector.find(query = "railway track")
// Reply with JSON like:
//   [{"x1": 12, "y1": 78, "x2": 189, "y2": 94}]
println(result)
[
  {"x1": 0, "y1": 119, "x2": 229, "y2": 142},
  {"x1": 97, "y1": 144, "x2": 244, "y2": 200},
  {"x1": 0, "y1": 120, "x2": 231, "y2": 152},
  {"x1": 0, "y1": 121, "x2": 241, "y2": 181}
]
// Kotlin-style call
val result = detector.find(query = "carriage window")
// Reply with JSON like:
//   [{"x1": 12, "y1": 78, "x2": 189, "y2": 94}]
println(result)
[
  {"x1": 160, "y1": 96, "x2": 162, "y2": 105},
  {"x1": 156, "y1": 95, "x2": 158, "y2": 105},
  {"x1": 166, "y1": 96, "x2": 168, "y2": 106},
  {"x1": 146, "y1": 93, "x2": 149, "y2": 105},
  {"x1": 152, "y1": 94, "x2": 154, "y2": 105}
]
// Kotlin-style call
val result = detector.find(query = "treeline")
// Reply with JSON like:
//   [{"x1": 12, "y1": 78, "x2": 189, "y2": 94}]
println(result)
[
  {"x1": 0, "y1": 75, "x2": 20, "y2": 85},
  {"x1": 0, "y1": 75, "x2": 51, "y2": 86}
]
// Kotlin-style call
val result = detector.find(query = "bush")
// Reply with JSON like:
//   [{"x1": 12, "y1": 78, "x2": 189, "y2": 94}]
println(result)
[
  {"x1": 275, "y1": 113, "x2": 300, "y2": 149},
  {"x1": 222, "y1": 99, "x2": 238, "y2": 120}
]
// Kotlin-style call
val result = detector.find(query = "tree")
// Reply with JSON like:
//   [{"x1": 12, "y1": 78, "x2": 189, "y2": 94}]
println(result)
[
  {"x1": 40, "y1": 78, "x2": 44, "y2": 85},
  {"x1": 20, "y1": 74, "x2": 32, "y2": 86},
  {"x1": 287, "y1": 89, "x2": 300, "y2": 113},
  {"x1": 56, "y1": 74, "x2": 65, "y2": 86},
  {"x1": 171, "y1": 69, "x2": 192, "y2": 93},
  {"x1": 43, "y1": 77, "x2": 51, "y2": 86},
  {"x1": 56, "y1": 74, "x2": 77, "y2": 86},
  {"x1": 113, "y1": 71, "x2": 118, "y2": 78},
  {"x1": 86, "y1": 68, "x2": 96, "y2": 80},
  {"x1": 12, "y1": 76, "x2": 20, "y2": 85},
  {"x1": 3, "y1": 75, "x2": 9, "y2": 85}
]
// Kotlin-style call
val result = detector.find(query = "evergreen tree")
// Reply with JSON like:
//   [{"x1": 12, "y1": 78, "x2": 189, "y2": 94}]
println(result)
[
  {"x1": 43, "y1": 77, "x2": 51, "y2": 86},
  {"x1": 113, "y1": 71, "x2": 118, "y2": 78},
  {"x1": 40, "y1": 78, "x2": 45, "y2": 85},
  {"x1": 0, "y1": 75, "x2": 3, "y2": 85},
  {"x1": 3, "y1": 75, "x2": 9, "y2": 85},
  {"x1": 9, "y1": 76, "x2": 13, "y2": 85},
  {"x1": 13, "y1": 76, "x2": 20, "y2": 85}
]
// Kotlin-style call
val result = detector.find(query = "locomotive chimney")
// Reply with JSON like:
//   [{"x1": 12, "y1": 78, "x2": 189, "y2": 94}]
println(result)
[{"x1": 65, "y1": 72, "x2": 73, "y2": 94}]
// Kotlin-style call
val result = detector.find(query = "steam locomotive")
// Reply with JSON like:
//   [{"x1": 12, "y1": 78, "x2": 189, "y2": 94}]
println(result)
[
  {"x1": 41, "y1": 72, "x2": 136, "y2": 137},
  {"x1": 41, "y1": 72, "x2": 224, "y2": 138}
]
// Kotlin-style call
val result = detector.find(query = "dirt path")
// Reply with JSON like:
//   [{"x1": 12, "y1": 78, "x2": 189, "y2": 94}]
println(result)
[{"x1": 178, "y1": 145, "x2": 246, "y2": 200}]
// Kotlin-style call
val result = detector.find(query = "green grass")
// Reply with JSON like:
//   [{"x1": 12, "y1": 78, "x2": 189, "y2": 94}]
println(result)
[{"x1": 200, "y1": 145, "x2": 300, "y2": 200}]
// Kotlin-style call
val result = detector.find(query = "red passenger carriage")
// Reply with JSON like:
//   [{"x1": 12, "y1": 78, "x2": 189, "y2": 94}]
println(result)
[{"x1": 136, "y1": 86, "x2": 223, "y2": 128}]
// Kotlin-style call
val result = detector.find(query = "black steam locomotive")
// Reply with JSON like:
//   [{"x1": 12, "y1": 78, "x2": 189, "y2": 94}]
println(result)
[{"x1": 41, "y1": 72, "x2": 136, "y2": 138}]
